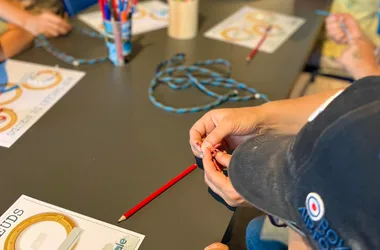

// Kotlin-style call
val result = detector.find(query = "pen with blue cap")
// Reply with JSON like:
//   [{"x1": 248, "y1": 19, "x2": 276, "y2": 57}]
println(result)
[
  {"x1": 119, "y1": 0, "x2": 124, "y2": 15},
  {"x1": 104, "y1": 1, "x2": 111, "y2": 20},
  {"x1": 315, "y1": 10, "x2": 352, "y2": 41}
]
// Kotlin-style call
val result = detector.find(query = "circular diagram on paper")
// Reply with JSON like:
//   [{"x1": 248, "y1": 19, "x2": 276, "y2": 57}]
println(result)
[
  {"x1": 246, "y1": 11, "x2": 276, "y2": 24},
  {"x1": 252, "y1": 24, "x2": 284, "y2": 37},
  {"x1": 0, "y1": 108, "x2": 17, "y2": 133},
  {"x1": 22, "y1": 70, "x2": 62, "y2": 90},
  {"x1": 132, "y1": 7, "x2": 147, "y2": 19},
  {"x1": 4, "y1": 213, "x2": 77, "y2": 250},
  {"x1": 150, "y1": 8, "x2": 168, "y2": 21},
  {"x1": 0, "y1": 83, "x2": 22, "y2": 105},
  {"x1": 220, "y1": 27, "x2": 254, "y2": 41}
]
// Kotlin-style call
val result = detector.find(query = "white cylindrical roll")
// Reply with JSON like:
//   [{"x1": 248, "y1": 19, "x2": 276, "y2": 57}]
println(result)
[{"x1": 168, "y1": 0, "x2": 199, "y2": 40}]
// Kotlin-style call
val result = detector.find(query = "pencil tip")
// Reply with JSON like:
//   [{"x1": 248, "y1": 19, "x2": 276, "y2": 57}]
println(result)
[
  {"x1": 246, "y1": 57, "x2": 251, "y2": 63},
  {"x1": 118, "y1": 215, "x2": 126, "y2": 223}
]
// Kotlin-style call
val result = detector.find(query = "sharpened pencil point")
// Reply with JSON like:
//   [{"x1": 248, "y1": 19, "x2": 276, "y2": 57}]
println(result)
[
  {"x1": 118, "y1": 215, "x2": 126, "y2": 223},
  {"x1": 246, "y1": 57, "x2": 252, "y2": 63}
]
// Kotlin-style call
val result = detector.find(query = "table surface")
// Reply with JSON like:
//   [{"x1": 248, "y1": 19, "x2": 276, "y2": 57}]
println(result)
[{"x1": 0, "y1": 0, "x2": 328, "y2": 249}]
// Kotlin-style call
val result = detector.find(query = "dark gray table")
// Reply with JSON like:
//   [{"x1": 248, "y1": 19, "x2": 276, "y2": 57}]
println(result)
[{"x1": 0, "y1": 0, "x2": 328, "y2": 249}]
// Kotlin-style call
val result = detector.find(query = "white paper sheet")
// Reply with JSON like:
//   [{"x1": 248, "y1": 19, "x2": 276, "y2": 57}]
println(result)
[
  {"x1": 78, "y1": 0, "x2": 168, "y2": 36},
  {"x1": 204, "y1": 6, "x2": 306, "y2": 53},
  {"x1": 0, "y1": 60, "x2": 85, "y2": 148},
  {"x1": 0, "y1": 195, "x2": 145, "y2": 250}
]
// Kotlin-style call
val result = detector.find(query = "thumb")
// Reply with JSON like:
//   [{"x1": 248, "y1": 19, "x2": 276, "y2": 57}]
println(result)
[
  {"x1": 215, "y1": 152, "x2": 232, "y2": 167},
  {"x1": 343, "y1": 15, "x2": 362, "y2": 37},
  {"x1": 201, "y1": 122, "x2": 233, "y2": 152}
]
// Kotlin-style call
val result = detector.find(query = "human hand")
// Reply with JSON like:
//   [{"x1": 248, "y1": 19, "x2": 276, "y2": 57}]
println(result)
[
  {"x1": 202, "y1": 148, "x2": 247, "y2": 207},
  {"x1": 288, "y1": 229, "x2": 312, "y2": 250},
  {"x1": 338, "y1": 38, "x2": 380, "y2": 79},
  {"x1": 25, "y1": 11, "x2": 71, "y2": 37},
  {"x1": 204, "y1": 243, "x2": 229, "y2": 250},
  {"x1": 326, "y1": 13, "x2": 363, "y2": 44},
  {"x1": 189, "y1": 107, "x2": 267, "y2": 158}
]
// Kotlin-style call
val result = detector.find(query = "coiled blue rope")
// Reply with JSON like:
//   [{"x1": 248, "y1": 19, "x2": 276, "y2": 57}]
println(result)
[
  {"x1": 34, "y1": 26, "x2": 108, "y2": 66},
  {"x1": 149, "y1": 53, "x2": 270, "y2": 114}
]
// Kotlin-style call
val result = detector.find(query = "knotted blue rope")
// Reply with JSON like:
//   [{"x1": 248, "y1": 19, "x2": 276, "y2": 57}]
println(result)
[
  {"x1": 149, "y1": 53, "x2": 270, "y2": 114},
  {"x1": 34, "y1": 26, "x2": 107, "y2": 66}
]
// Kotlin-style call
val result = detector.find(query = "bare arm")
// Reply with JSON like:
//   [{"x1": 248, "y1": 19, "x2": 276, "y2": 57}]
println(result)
[
  {"x1": 189, "y1": 87, "x2": 348, "y2": 207},
  {"x1": 190, "y1": 87, "x2": 347, "y2": 157},
  {"x1": 257, "y1": 87, "x2": 347, "y2": 135},
  {"x1": 0, "y1": 0, "x2": 31, "y2": 27},
  {"x1": 0, "y1": 0, "x2": 71, "y2": 37}
]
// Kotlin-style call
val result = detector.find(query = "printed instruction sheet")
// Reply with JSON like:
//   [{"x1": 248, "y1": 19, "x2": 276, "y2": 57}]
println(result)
[
  {"x1": 0, "y1": 60, "x2": 85, "y2": 148},
  {"x1": 0, "y1": 195, "x2": 145, "y2": 250},
  {"x1": 204, "y1": 6, "x2": 305, "y2": 53}
]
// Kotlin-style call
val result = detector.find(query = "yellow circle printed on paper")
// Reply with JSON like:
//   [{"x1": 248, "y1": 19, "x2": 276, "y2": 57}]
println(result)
[
  {"x1": 221, "y1": 27, "x2": 253, "y2": 41},
  {"x1": 246, "y1": 11, "x2": 275, "y2": 24},
  {"x1": 0, "y1": 84, "x2": 22, "y2": 105},
  {"x1": 0, "y1": 108, "x2": 17, "y2": 133},
  {"x1": 4, "y1": 212, "x2": 76, "y2": 250},
  {"x1": 22, "y1": 70, "x2": 62, "y2": 90}
]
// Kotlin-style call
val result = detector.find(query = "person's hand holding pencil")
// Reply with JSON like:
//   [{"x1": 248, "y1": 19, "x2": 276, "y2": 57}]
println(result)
[
  {"x1": 338, "y1": 38, "x2": 380, "y2": 80},
  {"x1": 325, "y1": 13, "x2": 363, "y2": 44}
]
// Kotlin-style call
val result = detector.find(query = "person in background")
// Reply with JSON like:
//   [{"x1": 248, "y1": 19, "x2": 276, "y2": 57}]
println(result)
[
  {"x1": 325, "y1": 13, "x2": 380, "y2": 80},
  {"x1": 309, "y1": 0, "x2": 380, "y2": 78},
  {"x1": 0, "y1": 0, "x2": 71, "y2": 60}
]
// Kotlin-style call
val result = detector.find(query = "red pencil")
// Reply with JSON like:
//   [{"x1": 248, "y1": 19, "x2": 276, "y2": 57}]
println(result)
[
  {"x1": 118, "y1": 163, "x2": 197, "y2": 223},
  {"x1": 246, "y1": 25, "x2": 272, "y2": 63},
  {"x1": 111, "y1": 0, "x2": 118, "y2": 20},
  {"x1": 99, "y1": 0, "x2": 105, "y2": 19}
]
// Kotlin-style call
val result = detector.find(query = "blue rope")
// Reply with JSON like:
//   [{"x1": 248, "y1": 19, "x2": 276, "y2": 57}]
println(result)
[
  {"x1": 34, "y1": 26, "x2": 108, "y2": 66},
  {"x1": 149, "y1": 53, "x2": 270, "y2": 114}
]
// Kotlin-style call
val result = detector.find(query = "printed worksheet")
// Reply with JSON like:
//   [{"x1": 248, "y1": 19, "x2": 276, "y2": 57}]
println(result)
[
  {"x1": 0, "y1": 60, "x2": 85, "y2": 148},
  {"x1": 204, "y1": 6, "x2": 305, "y2": 53},
  {"x1": 0, "y1": 195, "x2": 145, "y2": 250},
  {"x1": 78, "y1": 0, "x2": 168, "y2": 36}
]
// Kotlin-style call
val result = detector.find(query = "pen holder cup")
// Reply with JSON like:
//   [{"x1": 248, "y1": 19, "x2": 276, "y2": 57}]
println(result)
[
  {"x1": 168, "y1": 0, "x2": 199, "y2": 40},
  {"x1": 103, "y1": 19, "x2": 132, "y2": 66}
]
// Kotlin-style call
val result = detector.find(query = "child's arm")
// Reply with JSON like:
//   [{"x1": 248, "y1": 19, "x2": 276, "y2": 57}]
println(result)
[
  {"x1": 0, "y1": 24, "x2": 34, "y2": 60},
  {"x1": 325, "y1": 13, "x2": 379, "y2": 79},
  {"x1": 326, "y1": 13, "x2": 365, "y2": 45},
  {"x1": 338, "y1": 38, "x2": 380, "y2": 79},
  {"x1": 0, "y1": 0, "x2": 71, "y2": 37},
  {"x1": 0, "y1": 0, "x2": 30, "y2": 28}
]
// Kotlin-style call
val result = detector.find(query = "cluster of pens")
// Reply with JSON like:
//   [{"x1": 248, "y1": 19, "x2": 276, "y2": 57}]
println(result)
[{"x1": 99, "y1": 0, "x2": 137, "y2": 66}]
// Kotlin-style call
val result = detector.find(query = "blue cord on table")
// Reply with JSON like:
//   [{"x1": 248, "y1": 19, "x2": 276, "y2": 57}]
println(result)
[
  {"x1": 34, "y1": 26, "x2": 108, "y2": 66},
  {"x1": 149, "y1": 53, "x2": 270, "y2": 114}
]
